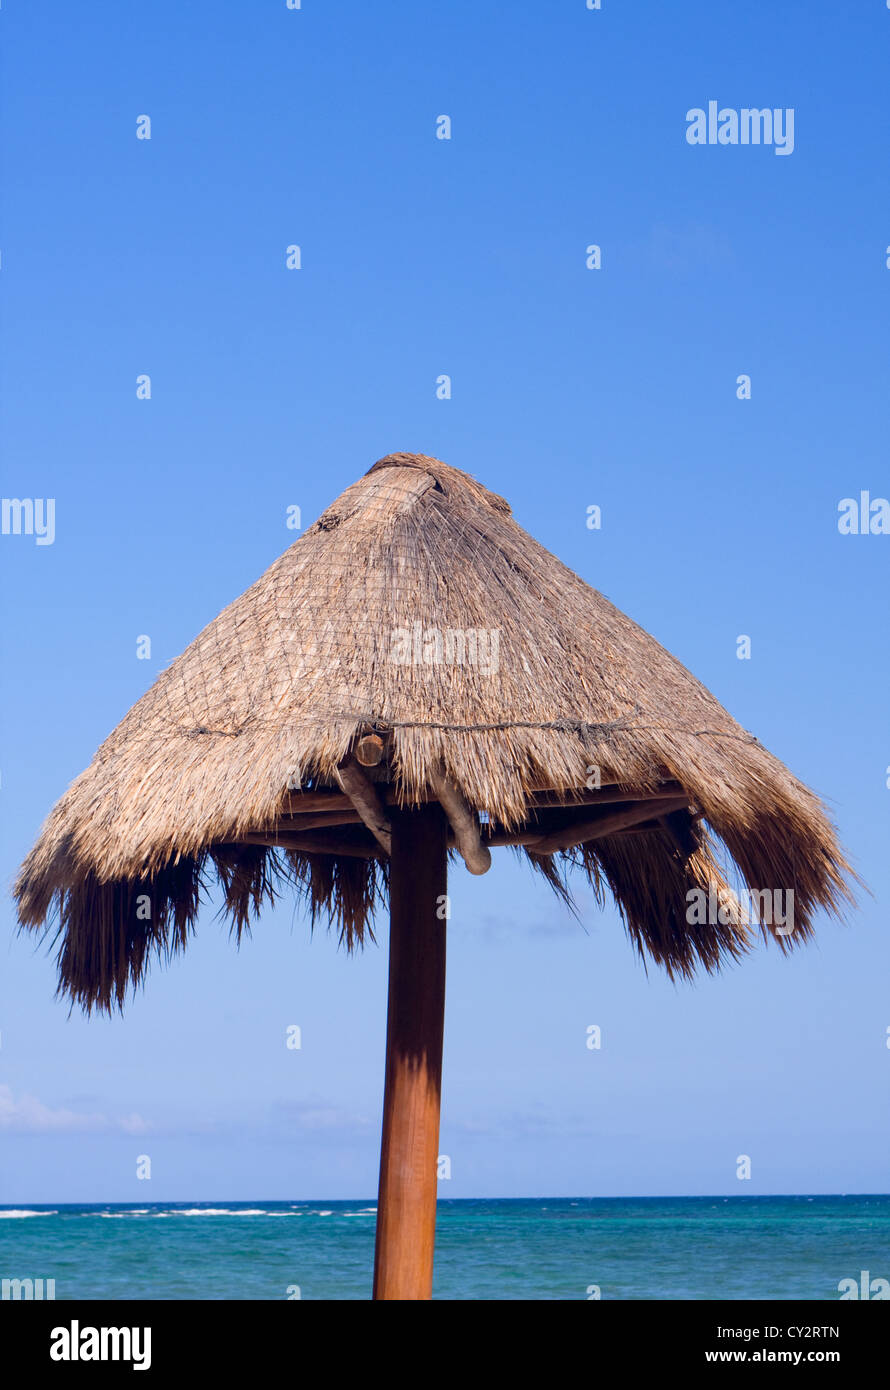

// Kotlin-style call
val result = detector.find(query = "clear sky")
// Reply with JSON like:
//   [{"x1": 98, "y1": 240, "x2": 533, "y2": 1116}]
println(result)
[{"x1": 1, "y1": 0, "x2": 887, "y2": 1204}]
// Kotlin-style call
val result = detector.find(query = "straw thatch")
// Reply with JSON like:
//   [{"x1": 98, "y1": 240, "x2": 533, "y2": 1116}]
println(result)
[{"x1": 15, "y1": 452, "x2": 853, "y2": 1010}]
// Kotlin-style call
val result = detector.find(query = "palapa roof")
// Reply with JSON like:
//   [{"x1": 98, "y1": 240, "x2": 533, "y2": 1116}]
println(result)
[{"x1": 15, "y1": 452, "x2": 853, "y2": 1010}]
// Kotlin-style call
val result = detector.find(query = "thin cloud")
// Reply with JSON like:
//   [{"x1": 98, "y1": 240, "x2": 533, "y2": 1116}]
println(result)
[
  {"x1": 0, "y1": 1084, "x2": 148, "y2": 1136},
  {"x1": 272, "y1": 1098, "x2": 374, "y2": 1135}
]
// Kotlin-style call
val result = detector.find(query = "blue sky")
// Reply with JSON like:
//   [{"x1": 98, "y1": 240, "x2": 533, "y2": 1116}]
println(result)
[{"x1": 1, "y1": 0, "x2": 887, "y2": 1203}]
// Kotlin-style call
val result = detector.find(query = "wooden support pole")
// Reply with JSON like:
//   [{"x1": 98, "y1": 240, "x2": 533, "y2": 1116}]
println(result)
[{"x1": 373, "y1": 804, "x2": 448, "y2": 1301}]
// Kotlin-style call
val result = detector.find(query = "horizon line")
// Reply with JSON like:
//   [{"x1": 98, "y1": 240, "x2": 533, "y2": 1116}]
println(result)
[{"x1": 3, "y1": 1191, "x2": 887, "y2": 1209}]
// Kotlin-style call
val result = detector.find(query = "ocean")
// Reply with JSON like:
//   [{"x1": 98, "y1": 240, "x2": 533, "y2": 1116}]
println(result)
[{"x1": 0, "y1": 1195, "x2": 886, "y2": 1300}]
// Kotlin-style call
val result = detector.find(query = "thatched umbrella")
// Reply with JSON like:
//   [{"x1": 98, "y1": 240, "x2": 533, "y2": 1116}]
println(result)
[{"x1": 15, "y1": 451, "x2": 852, "y2": 1299}]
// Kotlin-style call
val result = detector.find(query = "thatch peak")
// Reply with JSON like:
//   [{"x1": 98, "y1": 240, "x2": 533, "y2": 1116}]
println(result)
[
  {"x1": 14, "y1": 450, "x2": 854, "y2": 1010},
  {"x1": 366, "y1": 451, "x2": 512, "y2": 513}
]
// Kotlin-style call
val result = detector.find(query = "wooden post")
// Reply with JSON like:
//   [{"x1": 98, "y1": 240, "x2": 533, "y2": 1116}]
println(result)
[{"x1": 373, "y1": 804, "x2": 448, "y2": 1300}]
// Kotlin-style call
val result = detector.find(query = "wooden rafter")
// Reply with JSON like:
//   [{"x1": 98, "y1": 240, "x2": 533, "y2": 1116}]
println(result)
[
  {"x1": 275, "y1": 779, "x2": 686, "y2": 823},
  {"x1": 334, "y1": 759, "x2": 392, "y2": 855},
  {"x1": 241, "y1": 830, "x2": 382, "y2": 858},
  {"x1": 528, "y1": 796, "x2": 691, "y2": 855},
  {"x1": 430, "y1": 772, "x2": 491, "y2": 875},
  {"x1": 240, "y1": 792, "x2": 696, "y2": 861}
]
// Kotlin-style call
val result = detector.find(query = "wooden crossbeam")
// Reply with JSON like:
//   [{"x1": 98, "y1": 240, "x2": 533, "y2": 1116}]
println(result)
[
  {"x1": 256, "y1": 809, "x2": 363, "y2": 833},
  {"x1": 244, "y1": 786, "x2": 696, "y2": 862},
  {"x1": 241, "y1": 830, "x2": 382, "y2": 858},
  {"x1": 529, "y1": 796, "x2": 691, "y2": 855},
  {"x1": 239, "y1": 796, "x2": 695, "y2": 860},
  {"x1": 277, "y1": 780, "x2": 684, "y2": 822},
  {"x1": 526, "y1": 783, "x2": 684, "y2": 810}
]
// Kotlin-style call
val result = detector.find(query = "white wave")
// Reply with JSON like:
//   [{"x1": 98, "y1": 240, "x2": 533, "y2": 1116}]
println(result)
[
  {"x1": 0, "y1": 1209, "x2": 57, "y2": 1218},
  {"x1": 168, "y1": 1208, "x2": 270, "y2": 1216}
]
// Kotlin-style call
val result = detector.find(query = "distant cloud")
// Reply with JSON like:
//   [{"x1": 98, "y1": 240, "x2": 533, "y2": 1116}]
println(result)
[
  {"x1": 0, "y1": 1085, "x2": 148, "y2": 1136},
  {"x1": 119, "y1": 1112, "x2": 150, "y2": 1135},
  {"x1": 272, "y1": 1098, "x2": 373, "y2": 1135},
  {"x1": 451, "y1": 912, "x2": 583, "y2": 944},
  {"x1": 451, "y1": 1107, "x2": 599, "y2": 1141}
]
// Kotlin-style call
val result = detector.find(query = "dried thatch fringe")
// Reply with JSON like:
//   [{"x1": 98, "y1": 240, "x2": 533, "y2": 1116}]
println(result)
[{"x1": 14, "y1": 452, "x2": 857, "y2": 1010}]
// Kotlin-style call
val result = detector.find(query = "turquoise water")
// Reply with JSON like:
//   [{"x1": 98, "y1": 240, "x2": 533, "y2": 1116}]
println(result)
[{"x1": 0, "y1": 1196, "x2": 887, "y2": 1300}]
